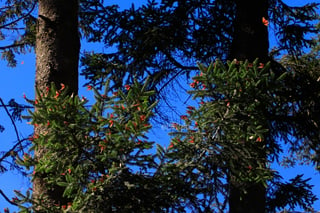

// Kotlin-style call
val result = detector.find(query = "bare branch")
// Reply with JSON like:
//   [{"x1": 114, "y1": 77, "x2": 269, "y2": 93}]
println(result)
[
  {"x1": 0, "y1": 98, "x2": 23, "y2": 151},
  {"x1": 0, "y1": 189, "x2": 18, "y2": 206},
  {"x1": 0, "y1": 138, "x2": 28, "y2": 164},
  {"x1": 0, "y1": 103, "x2": 33, "y2": 109},
  {"x1": 0, "y1": 42, "x2": 29, "y2": 50}
]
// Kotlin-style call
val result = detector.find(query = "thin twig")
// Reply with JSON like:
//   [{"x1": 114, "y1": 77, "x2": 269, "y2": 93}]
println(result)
[
  {"x1": 0, "y1": 189, "x2": 18, "y2": 206},
  {"x1": 0, "y1": 103, "x2": 33, "y2": 109},
  {"x1": 0, "y1": 138, "x2": 28, "y2": 164},
  {"x1": 0, "y1": 98, "x2": 23, "y2": 151},
  {"x1": 0, "y1": 42, "x2": 29, "y2": 50}
]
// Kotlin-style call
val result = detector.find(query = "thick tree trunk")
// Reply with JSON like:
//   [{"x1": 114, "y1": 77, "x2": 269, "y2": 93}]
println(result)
[
  {"x1": 33, "y1": 0, "x2": 80, "y2": 208},
  {"x1": 229, "y1": 0, "x2": 269, "y2": 62},
  {"x1": 228, "y1": 1, "x2": 269, "y2": 213},
  {"x1": 35, "y1": 0, "x2": 79, "y2": 93}
]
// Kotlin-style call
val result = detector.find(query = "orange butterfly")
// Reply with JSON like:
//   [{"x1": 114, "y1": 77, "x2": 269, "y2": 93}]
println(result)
[{"x1": 262, "y1": 17, "x2": 269, "y2": 26}]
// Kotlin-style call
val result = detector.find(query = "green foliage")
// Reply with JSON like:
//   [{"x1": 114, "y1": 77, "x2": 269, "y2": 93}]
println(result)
[
  {"x1": 267, "y1": 175, "x2": 317, "y2": 212},
  {"x1": 79, "y1": 0, "x2": 235, "y2": 89},
  {"x1": 80, "y1": 1, "x2": 319, "y2": 91},
  {"x1": 0, "y1": 0, "x2": 318, "y2": 211},
  {"x1": 13, "y1": 60, "x2": 318, "y2": 212},
  {"x1": 277, "y1": 25, "x2": 320, "y2": 169},
  {"x1": 167, "y1": 59, "x2": 317, "y2": 211},
  {"x1": 16, "y1": 81, "x2": 196, "y2": 212},
  {"x1": 269, "y1": 0, "x2": 319, "y2": 56},
  {"x1": 0, "y1": 0, "x2": 36, "y2": 66},
  {"x1": 166, "y1": 59, "x2": 284, "y2": 211}
]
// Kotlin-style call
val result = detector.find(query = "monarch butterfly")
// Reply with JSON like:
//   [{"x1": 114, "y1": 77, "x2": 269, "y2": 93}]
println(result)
[{"x1": 262, "y1": 17, "x2": 269, "y2": 26}]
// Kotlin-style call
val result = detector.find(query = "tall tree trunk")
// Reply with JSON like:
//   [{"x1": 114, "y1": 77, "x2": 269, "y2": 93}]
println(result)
[
  {"x1": 35, "y1": 0, "x2": 79, "y2": 93},
  {"x1": 33, "y1": 0, "x2": 80, "y2": 208},
  {"x1": 229, "y1": 0, "x2": 269, "y2": 62},
  {"x1": 228, "y1": 0, "x2": 269, "y2": 212}
]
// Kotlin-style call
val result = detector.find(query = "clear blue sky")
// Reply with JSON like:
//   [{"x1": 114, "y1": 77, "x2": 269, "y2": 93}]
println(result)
[{"x1": 0, "y1": 0, "x2": 319, "y2": 211}]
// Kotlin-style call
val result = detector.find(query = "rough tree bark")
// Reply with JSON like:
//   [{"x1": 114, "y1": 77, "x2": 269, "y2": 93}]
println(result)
[
  {"x1": 33, "y1": 0, "x2": 80, "y2": 208},
  {"x1": 229, "y1": 0, "x2": 269, "y2": 62},
  {"x1": 228, "y1": 0, "x2": 269, "y2": 212}
]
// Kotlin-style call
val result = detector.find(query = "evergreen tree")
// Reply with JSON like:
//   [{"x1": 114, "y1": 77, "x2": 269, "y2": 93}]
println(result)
[
  {"x1": 16, "y1": 80, "x2": 198, "y2": 212},
  {"x1": 168, "y1": 59, "x2": 317, "y2": 212},
  {"x1": 79, "y1": 0, "x2": 319, "y2": 211},
  {"x1": 278, "y1": 23, "x2": 320, "y2": 170},
  {"x1": 33, "y1": 0, "x2": 80, "y2": 209},
  {"x1": 227, "y1": 1, "x2": 269, "y2": 211},
  {"x1": 80, "y1": 0, "x2": 318, "y2": 91},
  {"x1": 0, "y1": 0, "x2": 319, "y2": 211},
  {"x1": 13, "y1": 60, "x2": 317, "y2": 212}
]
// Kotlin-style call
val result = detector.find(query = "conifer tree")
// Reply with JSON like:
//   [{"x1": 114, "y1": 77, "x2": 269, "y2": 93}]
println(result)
[
  {"x1": 227, "y1": 1, "x2": 269, "y2": 212},
  {"x1": 80, "y1": 0, "x2": 318, "y2": 91},
  {"x1": 168, "y1": 59, "x2": 317, "y2": 212},
  {"x1": 33, "y1": 0, "x2": 80, "y2": 209},
  {"x1": 79, "y1": 0, "x2": 319, "y2": 211},
  {"x1": 0, "y1": 0, "x2": 319, "y2": 211},
  {"x1": 278, "y1": 23, "x2": 320, "y2": 170},
  {"x1": 14, "y1": 60, "x2": 317, "y2": 212}
]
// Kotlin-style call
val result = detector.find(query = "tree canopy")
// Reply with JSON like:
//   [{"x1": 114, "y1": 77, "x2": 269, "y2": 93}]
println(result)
[
  {"x1": 0, "y1": 0, "x2": 319, "y2": 212},
  {"x1": 80, "y1": 0, "x2": 318, "y2": 89}
]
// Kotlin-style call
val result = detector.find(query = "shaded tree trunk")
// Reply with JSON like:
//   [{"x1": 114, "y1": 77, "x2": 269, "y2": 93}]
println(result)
[
  {"x1": 229, "y1": 0, "x2": 269, "y2": 62},
  {"x1": 33, "y1": 0, "x2": 80, "y2": 208},
  {"x1": 228, "y1": 0, "x2": 269, "y2": 212},
  {"x1": 35, "y1": 0, "x2": 79, "y2": 93}
]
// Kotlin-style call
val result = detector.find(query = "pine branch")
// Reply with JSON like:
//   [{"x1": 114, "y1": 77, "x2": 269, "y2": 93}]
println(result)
[{"x1": 0, "y1": 2, "x2": 36, "y2": 29}]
